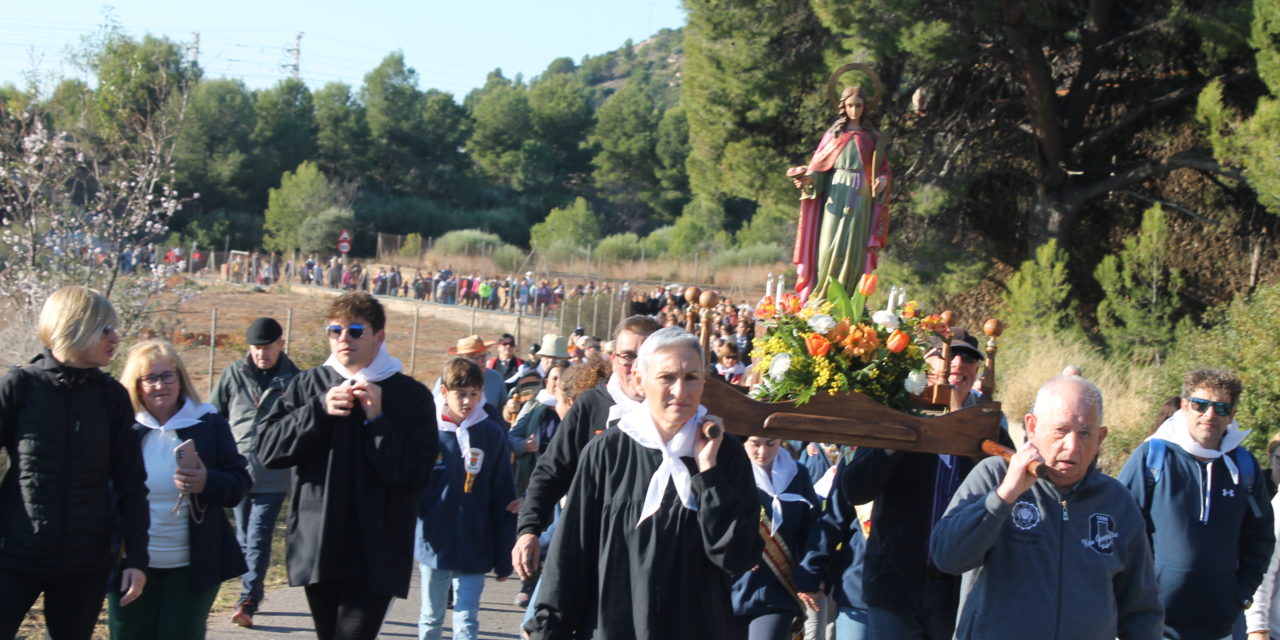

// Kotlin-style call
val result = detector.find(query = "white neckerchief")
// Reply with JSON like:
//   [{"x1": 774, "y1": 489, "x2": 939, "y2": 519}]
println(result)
[
  {"x1": 605, "y1": 373, "x2": 643, "y2": 424},
  {"x1": 615, "y1": 403, "x2": 707, "y2": 525},
  {"x1": 435, "y1": 393, "x2": 488, "y2": 462},
  {"x1": 535, "y1": 388, "x2": 556, "y2": 407},
  {"x1": 715, "y1": 362, "x2": 746, "y2": 377},
  {"x1": 752, "y1": 452, "x2": 810, "y2": 534},
  {"x1": 323, "y1": 343, "x2": 403, "y2": 383},
  {"x1": 1148, "y1": 408, "x2": 1249, "y2": 523},
  {"x1": 136, "y1": 397, "x2": 215, "y2": 431}
]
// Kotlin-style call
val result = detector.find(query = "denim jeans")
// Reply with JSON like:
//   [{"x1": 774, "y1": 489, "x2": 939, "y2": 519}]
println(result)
[
  {"x1": 418, "y1": 565, "x2": 484, "y2": 640},
  {"x1": 232, "y1": 491, "x2": 286, "y2": 608},
  {"x1": 835, "y1": 606, "x2": 871, "y2": 640}
]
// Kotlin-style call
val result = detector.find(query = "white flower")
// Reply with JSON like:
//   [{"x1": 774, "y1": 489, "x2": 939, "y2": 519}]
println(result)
[
  {"x1": 807, "y1": 313, "x2": 836, "y2": 335},
  {"x1": 872, "y1": 310, "x2": 900, "y2": 331},
  {"x1": 904, "y1": 370, "x2": 927, "y2": 395},
  {"x1": 768, "y1": 353, "x2": 792, "y2": 380}
]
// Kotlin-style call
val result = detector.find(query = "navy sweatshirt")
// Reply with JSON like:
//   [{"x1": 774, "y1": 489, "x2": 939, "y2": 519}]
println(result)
[
  {"x1": 416, "y1": 415, "x2": 518, "y2": 576},
  {"x1": 730, "y1": 465, "x2": 819, "y2": 617},
  {"x1": 1118, "y1": 439, "x2": 1275, "y2": 640}
]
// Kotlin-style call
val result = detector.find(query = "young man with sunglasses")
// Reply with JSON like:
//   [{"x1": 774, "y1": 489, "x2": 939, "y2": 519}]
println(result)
[
  {"x1": 260, "y1": 292, "x2": 438, "y2": 640},
  {"x1": 1119, "y1": 368, "x2": 1274, "y2": 640},
  {"x1": 839, "y1": 330, "x2": 1012, "y2": 640}
]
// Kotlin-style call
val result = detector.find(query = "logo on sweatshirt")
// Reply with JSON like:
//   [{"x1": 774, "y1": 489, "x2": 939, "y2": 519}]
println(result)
[
  {"x1": 1082, "y1": 513, "x2": 1117, "y2": 555},
  {"x1": 1012, "y1": 500, "x2": 1041, "y2": 530}
]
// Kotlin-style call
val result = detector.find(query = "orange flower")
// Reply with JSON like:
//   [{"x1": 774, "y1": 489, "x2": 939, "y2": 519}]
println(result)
[
  {"x1": 827, "y1": 318, "x2": 852, "y2": 344},
  {"x1": 886, "y1": 329, "x2": 909, "y2": 353},
  {"x1": 901, "y1": 301, "x2": 919, "y2": 318},
  {"x1": 841, "y1": 323, "x2": 880, "y2": 359},
  {"x1": 779, "y1": 293, "x2": 802, "y2": 315},
  {"x1": 857, "y1": 273, "x2": 878, "y2": 297},
  {"x1": 919, "y1": 314, "x2": 952, "y2": 337},
  {"x1": 806, "y1": 333, "x2": 832, "y2": 357},
  {"x1": 754, "y1": 296, "x2": 776, "y2": 320}
]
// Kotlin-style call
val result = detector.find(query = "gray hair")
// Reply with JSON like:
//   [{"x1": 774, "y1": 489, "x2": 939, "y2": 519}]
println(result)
[
  {"x1": 1032, "y1": 375, "x2": 1104, "y2": 425},
  {"x1": 635, "y1": 326, "x2": 703, "y2": 375}
]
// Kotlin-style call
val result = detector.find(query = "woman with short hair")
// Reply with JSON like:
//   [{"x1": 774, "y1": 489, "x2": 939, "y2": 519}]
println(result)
[
  {"x1": 0, "y1": 286, "x2": 150, "y2": 639},
  {"x1": 110, "y1": 340, "x2": 249, "y2": 639},
  {"x1": 527, "y1": 327, "x2": 762, "y2": 640}
]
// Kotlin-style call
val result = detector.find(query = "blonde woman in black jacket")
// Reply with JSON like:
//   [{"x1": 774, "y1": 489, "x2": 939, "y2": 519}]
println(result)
[{"x1": 0, "y1": 286, "x2": 150, "y2": 639}]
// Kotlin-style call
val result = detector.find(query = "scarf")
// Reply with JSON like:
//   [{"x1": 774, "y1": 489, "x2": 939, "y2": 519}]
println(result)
[
  {"x1": 1148, "y1": 408, "x2": 1249, "y2": 523},
  {"x1": 435, "y1": 392, "x2": 489, "y2": 463},
  {"x1": 136, "y1": 396, "x2": 215, "y2": 431},
  {"x1": 752, "y1": 452, "x2": 810, "y2": 535},
  {"x1": 715, "y1": 362, "x2": 746, "y2": 378},
  {"x1": 323, "y1": 343, "x2": 403, "y2": 383},
  {"x1": 615, "y1": 402, "x2": 708, "y2": 526},
  {"x1": 605, "y1": 372, "x2": 643, "y2": 425}
]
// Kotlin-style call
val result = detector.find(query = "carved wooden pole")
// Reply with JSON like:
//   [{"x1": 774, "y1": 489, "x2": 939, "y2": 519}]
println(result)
[{"x1": 980, "y1": 318, "x2": 1005, "y2": 400}]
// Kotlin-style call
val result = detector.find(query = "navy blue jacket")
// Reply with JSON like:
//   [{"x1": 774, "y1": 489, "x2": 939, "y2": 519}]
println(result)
[
  {"x1": 797, "y1": 460, "x2": 868, "y2": 611},
  {"x1": 417, "y1": 415, "x2": 517, "y2": 576},
  {"x1": 730, "y1": 465, "x2": 819, "y2": 617},
  {"x1": 1118, "y1": 439, "x2": 1275, "y2": 640},
  {"x1": 125, "y1": 411, "x2": 250, "y2": 593}
]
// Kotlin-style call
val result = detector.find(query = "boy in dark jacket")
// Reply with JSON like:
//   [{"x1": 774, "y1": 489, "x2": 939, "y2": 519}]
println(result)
[{"x1": 417, "y1": 358, "x2": 517, "y2": 640}]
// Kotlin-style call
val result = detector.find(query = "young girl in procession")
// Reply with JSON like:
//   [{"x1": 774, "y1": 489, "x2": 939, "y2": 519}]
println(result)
[
  {"x1": 111, "y1": 340, "x2": 249, "y2": 638},
  {"x1": 732, "y1": 436, "x2": 821, "y2": 640},
  {"x1": 417, "y1": 358, "x2": 517, "y2": 640}
]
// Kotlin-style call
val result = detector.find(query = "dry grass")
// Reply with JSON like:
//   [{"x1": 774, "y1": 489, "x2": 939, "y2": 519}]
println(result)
[
  {"x1": 994, "y1": 329, "x2": 1159, "y2": 474},
  {"x1": 377, "y1": 251, "x2": 790, "y2": 304}
]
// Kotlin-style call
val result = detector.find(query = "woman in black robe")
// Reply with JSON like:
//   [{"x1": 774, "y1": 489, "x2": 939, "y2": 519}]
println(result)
[{"x1": 527, "y1": 327, "x2": 762, "y2": 640}]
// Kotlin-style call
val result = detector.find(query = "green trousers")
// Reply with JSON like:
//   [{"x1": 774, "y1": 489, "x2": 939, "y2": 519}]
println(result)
[{"x1": 107, "y1": 566, "x2": 220, "y2": 640}]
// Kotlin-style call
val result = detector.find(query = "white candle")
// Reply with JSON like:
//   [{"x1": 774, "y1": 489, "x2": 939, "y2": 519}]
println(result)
[
  {"x1": 776, "y1": 275, "x2": 784, "y2": 300},
  {"x1": 765, "y1": 273, "x2": 773, "y2": 298}
]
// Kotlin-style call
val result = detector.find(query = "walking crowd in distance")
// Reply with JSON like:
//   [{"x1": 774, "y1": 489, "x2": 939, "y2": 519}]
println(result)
[{"x1": 1, "y1": 283, "x2": 1277, "y2": 640}]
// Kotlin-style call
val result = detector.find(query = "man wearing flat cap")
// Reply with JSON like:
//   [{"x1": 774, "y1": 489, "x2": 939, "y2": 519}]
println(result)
[
  {"x1": 839, "y1": 328, "x2": 1012, "y2": 639},
  {"x1": 211, "y1": 317, "x2": 302, "y2": 628}
]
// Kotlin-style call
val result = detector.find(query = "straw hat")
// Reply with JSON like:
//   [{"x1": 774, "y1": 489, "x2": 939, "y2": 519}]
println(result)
[
  {"x1": 447, "y1": 335, "x2": 496, "y2": 356},
  {"x1": 534, "y1": 334, "x2": 571, "y2": 359}
]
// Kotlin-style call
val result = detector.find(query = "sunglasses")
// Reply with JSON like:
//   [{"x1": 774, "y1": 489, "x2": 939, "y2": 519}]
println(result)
[
  {"x1": 1186, "y1": 397, "x2": 1234, "y2": 417},
  {"x1": 926, "y1": 348, "x2": 980, "y2": 364},
  {"x1": 101, "y1": 325, "x2": 116, "y2": 336},
  {"x1": 326, "y1": 323, "x2": 366, "y2": 340},
  {"x1": 140, "y1": 371, "x2": 178, "y2": 386}
]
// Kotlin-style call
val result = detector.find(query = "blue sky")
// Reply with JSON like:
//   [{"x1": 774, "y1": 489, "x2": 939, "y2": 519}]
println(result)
[{"x1": 1, "y1": 0, "x2": 688, "y2": 97}]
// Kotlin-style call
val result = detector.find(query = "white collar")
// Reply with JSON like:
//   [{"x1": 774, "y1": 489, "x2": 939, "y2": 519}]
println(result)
[
  {"x1": 752, "y1": 452, "x2": 810, "y2": 534},
  {"x1": 605, "y1": 373, "x2": 643, "y2": 424},
  {"x1": 323, "y1": 343, "x2": 403, "y2": 383},
  {"x1": 137, "y1": 396, "x2": 214, "y2": 431},
  {"x1": 435, "y1": 393, "x2": 488, "y2": 461},
  {"x1": 1149, "y1": 408, "x2": 1248, "y2": 460},
  {"x1": 615, "y1": 403, "x2": 707, "y2": 525}
]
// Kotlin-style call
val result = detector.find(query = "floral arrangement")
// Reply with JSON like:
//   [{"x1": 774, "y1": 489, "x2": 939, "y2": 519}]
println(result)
[{"x1": 749, "y1": 275, "x2": 952, "y2": 411}]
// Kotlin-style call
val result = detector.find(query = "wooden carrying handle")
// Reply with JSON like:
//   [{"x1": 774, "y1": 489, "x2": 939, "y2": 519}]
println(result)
[{"x1": 980, "y1": 440, "x2": 1049, "y2": 479}]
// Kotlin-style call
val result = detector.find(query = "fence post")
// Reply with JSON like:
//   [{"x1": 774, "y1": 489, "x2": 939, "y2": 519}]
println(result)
[
  {"x1": 207, "y1": 308, "x2": 217, "y2": 397},
  {"x1": 539, "y1": 304, "x2": 547, "y2": 339},
  {"x1": 285, "y1": 308, "x2": 293, "y2": 350},
  {"x1": 410, "y1": 306, "x2": 420, "y2": 378},
  {"x1": 514, "y1": 313, "x2": 522, "y2": 352},
  {"x1": 608, "y1": 292, "x2": 616, "y2": 336},
  {"x1": 470, "y1": 306, "x2": 477, "y2": 335},
  {"x1": 575, "y1": 297, "x2": 582, "y2": 332},
  {"x1": 592, "y1": 295, "x2": 599, "y2": 338}
]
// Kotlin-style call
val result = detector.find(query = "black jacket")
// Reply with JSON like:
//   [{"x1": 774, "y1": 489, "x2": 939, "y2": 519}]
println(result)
[
  {"x1": 516, "y1": 382, "x2": 614, "y2": 537},
  {"x1": 259, "y1": 366, "x2": 437, "y2": 597},
  {"x1": 843, "y1": 427, "x2": 1013, "y2": 613},
  {"x1": 0, "y1": 351, "x2": 150, "y2": 575}
]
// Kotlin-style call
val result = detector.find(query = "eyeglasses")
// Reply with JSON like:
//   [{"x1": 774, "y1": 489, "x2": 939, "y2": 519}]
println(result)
[
  {"x1": 614, "y1": 351, "x2": 638, "y2": 363},
  {"x1": 140, "y1": 371, "x2": 178, "y2": 386},
  {"x1": 926, "y1": 349, "x2": 980, "y2": 364},
  {"x1": 326, "y1": 323, "x2": 365, "y2": 340},
  {"x1": 1186, "y1": 397, "x2": 1234, "y2": 417}
]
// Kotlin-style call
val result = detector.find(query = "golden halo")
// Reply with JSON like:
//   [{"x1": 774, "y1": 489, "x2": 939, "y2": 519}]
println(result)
[{"x1": 827, "y1": 63, "x2": 885, "y2": 113}]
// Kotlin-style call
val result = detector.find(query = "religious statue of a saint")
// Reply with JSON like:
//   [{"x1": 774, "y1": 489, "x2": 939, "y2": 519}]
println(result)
[{"x1": 790, "y1": 64, "x2": 892, "y2": 301}]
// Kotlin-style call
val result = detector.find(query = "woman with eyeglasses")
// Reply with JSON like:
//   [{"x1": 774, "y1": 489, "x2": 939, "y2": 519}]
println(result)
[
  {"x1": 110, "y1": 340, "x2": 249, "y2": 639},
  {"x1": 0, "y1": 287, "x2": 150, "y2": 639}
]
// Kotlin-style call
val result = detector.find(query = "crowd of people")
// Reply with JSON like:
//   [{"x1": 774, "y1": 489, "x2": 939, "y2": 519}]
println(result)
[{"x1": 2, "y1": 284, "x2": 1278, "y2": 640}]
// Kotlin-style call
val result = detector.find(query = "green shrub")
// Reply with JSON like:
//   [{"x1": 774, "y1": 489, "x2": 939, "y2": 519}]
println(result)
[
  {"x1": 1001, "y1": 238, "x2": 1078, "y2": 335},
  {"x1": 435, "y1": 229, "x2": 503, "y2": 256},
  {"x1": 708, "y1": 242, "x2": 786, "y2": 270},
  {"x1": 493, "y1": 244, "x2": 528, "y2": 273},
  {"x1": 536, "y1": 239, "x2": 587, "y2": 267},
  {"x1": 639, "y1": 225, "x2": 675, "y2": 257},
  {"x1": 400, "y1": 233, "x2": 424, "y2": 258},
  {"x1": 297, "y1": 207, "x2": 356, "y2": 255},
  {"x1": 595, "y1": 233, "x2": 642, "y2": 263}
]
